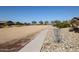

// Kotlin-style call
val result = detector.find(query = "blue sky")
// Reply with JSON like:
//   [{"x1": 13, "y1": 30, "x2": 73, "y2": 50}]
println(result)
[{"x1": 0, "y1": 6, "x2": 79, "y2": 23}]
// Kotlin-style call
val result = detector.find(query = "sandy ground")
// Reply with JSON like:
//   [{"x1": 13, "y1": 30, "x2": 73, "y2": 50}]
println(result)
[
  {"x1": 0, "y1": 25, "x2": 49, "y2": 44},
  {"x1": 41, "y1": 26, "x2": 79, "y2": 52}
]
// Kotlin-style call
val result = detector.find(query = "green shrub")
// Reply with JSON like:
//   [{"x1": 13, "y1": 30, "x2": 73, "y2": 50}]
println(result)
[
  {"x1": 39, "y1": 21, "x2": 43, "y2": 25},
  {"x1": 53, "y1": 20, "x2": 70, "y2": 28}
]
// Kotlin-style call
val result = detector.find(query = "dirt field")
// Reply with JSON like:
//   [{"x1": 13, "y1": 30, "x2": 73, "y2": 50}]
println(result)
[
  {"x1": 0, "y1": 25, "x2": 49, "y2": 51},
  {"x1": 0, "y1": 25, "x2": 49, "y2": 44}
]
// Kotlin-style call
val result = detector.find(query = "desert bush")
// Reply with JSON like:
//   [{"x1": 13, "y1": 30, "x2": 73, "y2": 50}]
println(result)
[
  {"x1": 16, "y1": 22, "x2": 24, "y2": 25},
  {"x1": 24, "y1": 22, "x2": 31, "y2": 25},
  {"x1": 39, "y1": 21, "x2": 43, "y2": 25},
  {"x1": 44, "y1": 21, "x2": 49, "y2": 25},
  {"x1": 32, "y1": 21, "x2": 37, "y2": 25},
  {"x1": 53, "y1": 20, "x2": 70, "y2": 28},
  {"x1": 6, "y1": 21, "x2": 15, "y2": 26}
]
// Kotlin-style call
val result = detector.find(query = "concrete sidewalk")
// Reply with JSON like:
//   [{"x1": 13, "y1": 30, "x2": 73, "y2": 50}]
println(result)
[{"x1": 19, "y1": 29, "x2": 48, "y2": 52}]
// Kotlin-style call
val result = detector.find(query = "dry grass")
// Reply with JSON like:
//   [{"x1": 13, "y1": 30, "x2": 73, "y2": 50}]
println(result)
[
  {"x1": 0, "y1": 25, "x2": 49, "y2": 44},
  {"x1": 0, "y1": 25, "x2": 49, "y2": 51}
]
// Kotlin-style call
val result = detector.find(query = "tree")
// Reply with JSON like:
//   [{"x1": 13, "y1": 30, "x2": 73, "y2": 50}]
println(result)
[
  {"x1": 53, "y1": 20, "x2": 70, "y2": 28},
  {"x1": 32, "y1": 21, "x2": 37, "y2": 25},
  {"x1": 53, "y1": 20, "x2": 61, "y2": 26},
  {"x1": 24, "y1": 22, "x2": 28, "y2": 25},
  {"x1": 6, "y1": 21, "x2": 15, "y2": 26},
  {"x1": 16, "y1": 22, "x2": 24, "y2": 25},
  {"x1": 51, "y1": 21, "x2": 54, "y2": 24},
  {"x1": 39, "y1": 21, "x2": 43, "y2": 25},
  {"x1": 24, "y1": 22, "x2": 31, "y2": 25},
  {"x1": 44, "y1": 21, "x2": 49, "y2": 25},
  {"x1": 54, "y1": 20, "x2": 61, "y2": 24}
]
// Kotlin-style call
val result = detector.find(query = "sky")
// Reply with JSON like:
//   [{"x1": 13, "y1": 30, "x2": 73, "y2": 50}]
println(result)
[{"x1": 0, "y1": 6, "x2": 79, "y2": 23}]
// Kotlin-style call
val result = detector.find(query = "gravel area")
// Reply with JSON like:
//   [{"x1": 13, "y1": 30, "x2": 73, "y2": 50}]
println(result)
[{"x1": 40, "y1": 27, "x2": 79, "y2": 52}]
